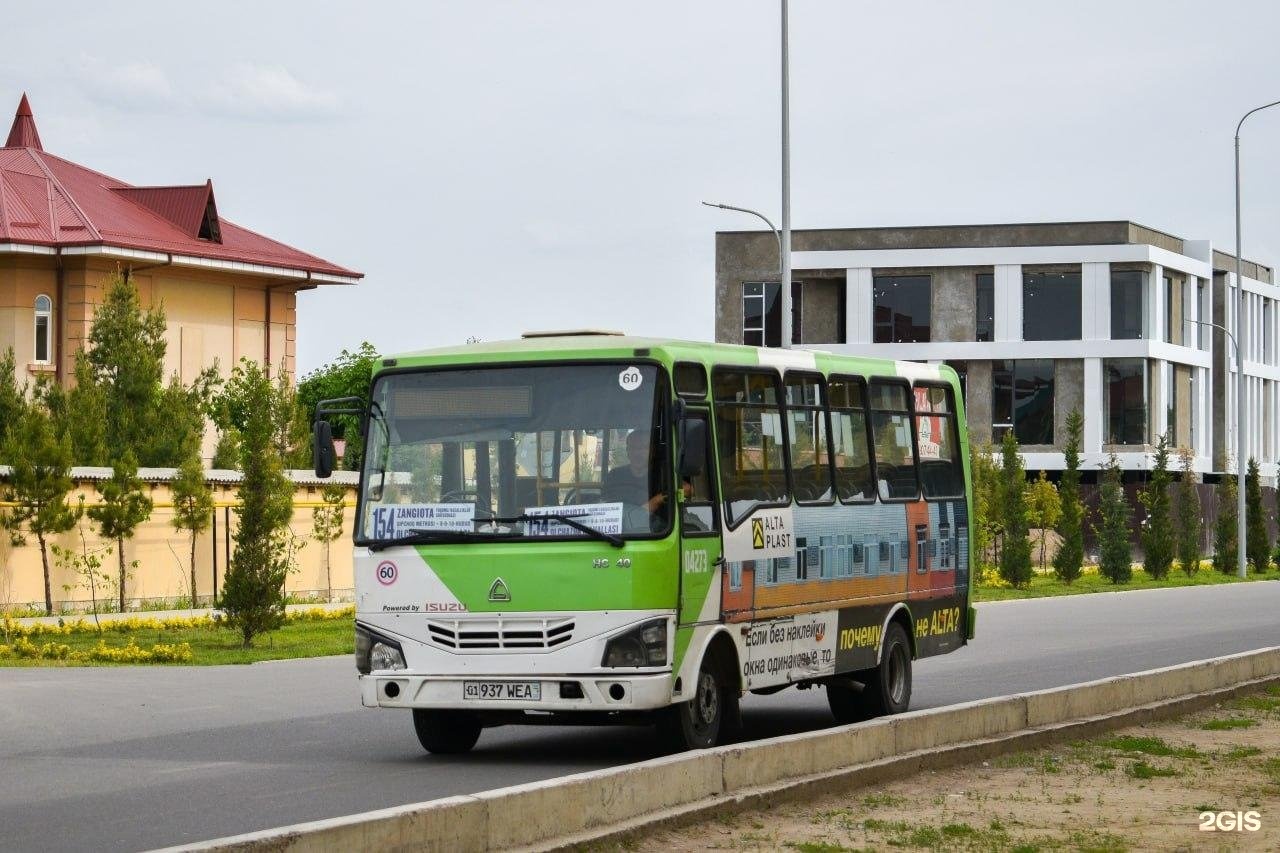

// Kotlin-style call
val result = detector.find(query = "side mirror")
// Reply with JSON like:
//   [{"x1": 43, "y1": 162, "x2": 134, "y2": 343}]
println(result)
[
  {"x1": 314, "y1": 420, "x2": 336, "y2": 479},
  {"x1": 678, "y1": 417, "x2": 707, "y2": 479}
]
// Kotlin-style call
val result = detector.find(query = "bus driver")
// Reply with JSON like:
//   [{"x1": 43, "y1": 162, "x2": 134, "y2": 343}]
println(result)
[{"x1": 603, "y1": 429, "x2": 668, "y2": 513}]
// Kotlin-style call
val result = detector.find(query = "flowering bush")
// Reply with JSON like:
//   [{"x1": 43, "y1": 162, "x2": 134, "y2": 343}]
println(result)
[
  {"x1": 2, "y1": 606, "x2": 353, "y2": 641},
  {"x1": 0, "y1": 637, "x2": 192, "y2": 663}
]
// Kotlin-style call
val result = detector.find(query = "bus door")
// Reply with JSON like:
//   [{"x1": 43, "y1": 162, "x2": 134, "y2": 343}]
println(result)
[{"x1": 676, "y1": 408, "x2": 722, "y2": 626}]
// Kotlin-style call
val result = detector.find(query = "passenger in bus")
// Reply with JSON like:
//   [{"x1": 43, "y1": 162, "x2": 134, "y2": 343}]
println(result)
[{"x1": 603, "y1": 429, "x2": 668, "y2": 513}]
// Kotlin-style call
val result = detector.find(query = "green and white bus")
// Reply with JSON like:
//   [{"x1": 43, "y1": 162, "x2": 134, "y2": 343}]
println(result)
[{"x1": 313, "y1": 332, "x2": 975, "y2": 753}]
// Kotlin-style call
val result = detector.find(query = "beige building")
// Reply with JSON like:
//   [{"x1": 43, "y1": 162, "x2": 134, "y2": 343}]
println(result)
[{"x1": 0, "y1": 93, "x2": 361, "y2": 401}]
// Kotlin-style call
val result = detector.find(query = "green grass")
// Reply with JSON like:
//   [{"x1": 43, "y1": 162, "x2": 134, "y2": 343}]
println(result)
[
  {"x1": 1101, "y1": 735, "x2": 1199, "y2": 758},
  {"x1": 1125, "y1": 761, "x2": 1178, "y2": 780},
  {"x1": 974, "y1": 565, "x2": 1280, "y2": 602},
  {"x1": 0, "y1": 617, "x2": 352, "y2": 666},
  {"x1": 1200, "y1": 717, "x2": 1257, "y2": 730}
]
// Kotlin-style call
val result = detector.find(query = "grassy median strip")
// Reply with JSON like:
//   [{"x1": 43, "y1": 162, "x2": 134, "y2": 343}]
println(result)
[
  {"x1": 626, "y1": 685, "x2": 1280, "y2": 853},
  {"x1": 0, "y1": 607, "x2": 354, "y2": 666},
  {"x1": 974, "y1": 564, "x2": 1280, "y2": 602}
]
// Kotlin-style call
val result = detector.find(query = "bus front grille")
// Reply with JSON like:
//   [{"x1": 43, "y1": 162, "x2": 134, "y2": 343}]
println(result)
[{"x1": 425, "y1": 617, "x2": 575, "y2": 651}]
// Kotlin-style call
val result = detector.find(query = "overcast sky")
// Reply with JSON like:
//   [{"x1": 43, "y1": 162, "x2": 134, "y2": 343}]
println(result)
[{"x1": 3, "y1": 1, "x2": 1280, "y2": 374}]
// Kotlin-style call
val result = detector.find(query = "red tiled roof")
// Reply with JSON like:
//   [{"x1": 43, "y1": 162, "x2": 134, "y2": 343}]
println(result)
[{"x1": 0, "y1": 94, "x2": 360, "y2": 280}]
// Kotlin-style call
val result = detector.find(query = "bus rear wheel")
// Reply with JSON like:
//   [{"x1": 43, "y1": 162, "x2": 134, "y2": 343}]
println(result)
[
  {"x1": 412, "y1": 709, "x2": 482, "y2": 754},
  {"x1": 827, "y1": 621, "x2": 912, "y2": 722},
  {"x1": 658, "y1": 651, "x2": 737, "y2": 750}
]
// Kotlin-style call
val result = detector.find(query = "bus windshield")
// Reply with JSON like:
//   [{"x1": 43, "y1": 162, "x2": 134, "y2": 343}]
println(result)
[{"x1": 357, "y1": 362, "x2": 671, "y2": 546}]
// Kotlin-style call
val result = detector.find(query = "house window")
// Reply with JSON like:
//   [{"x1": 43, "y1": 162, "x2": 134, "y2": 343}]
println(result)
[
  {"x1": 1165, "y1": 276, "x2": 1177, "y2": 344},
  {"x1": 795, "y1": 537, "x2": 809, "y2": 580},
  {"x1": 34, "y1": 294, "x2": 52, "y2": 364},
  {"x1": 1105, "y1": 359, "x2": 1149, "y2": 445},
  {"x1": 1165, "y1": 361, "x2": 1176, "y2": 443},
  {"x1": 915, "y1": 524, "x2": 928, "y2": 574},
  {"x1": 873, "y1": 275, "x2": 931, "y2": 343},
  {"x1": 1023, "y1": 271, "x2": 1081, "y2": 341},
  {"x1": 992, "y1": 360, "x2": 1055, "y2": 445},
  {"x1": 1111, "y1": 270, "x2": 1146, "y2": 340},
  {"x1": 742, "y1": 282, "x2": 801, "y2": 347},
  {"x1": 975, "y1": 273, "x2": 994, "y2": 342}
]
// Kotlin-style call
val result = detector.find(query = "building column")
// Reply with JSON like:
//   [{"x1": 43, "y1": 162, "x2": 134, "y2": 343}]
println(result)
[
  {"x1": 1153, "y1": 360, "x2": 1168, "y2": 440},
  {"x1": 845, "y1": 267, "x2": 872, "y2": 344},
  {"x1": 1083, "y1": 357, "x2": 1103, "y2": 455},
  {"x1": 1149, "y1": 263, "x2": 1164, "y2": 341},
  {"x1": 993, "y1": 264, "x2": 1021, "y2": 342},
  {"x1": 1081, "y1": 262, "x2": 1109, "y2": 340}
]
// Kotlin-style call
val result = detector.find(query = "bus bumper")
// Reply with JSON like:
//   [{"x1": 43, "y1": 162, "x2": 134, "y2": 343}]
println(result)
[{"x1": 360, "y1": 671, "x2": 674, "y2": 712}]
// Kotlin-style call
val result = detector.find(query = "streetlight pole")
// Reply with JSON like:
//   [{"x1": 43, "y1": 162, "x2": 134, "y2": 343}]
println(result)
[
  {"x1": 1189, "y1": 319, "x2": 1244, "y2": 574},
  {"x1": 780, "y1": 0, "x2": 792, "y2": 349},
  {"x1": 701, "y1": 202, "x2": 782, "y2": 273},
  {"x1": 1233, "y1": 100, "x2": 1280, "y2": 578}
]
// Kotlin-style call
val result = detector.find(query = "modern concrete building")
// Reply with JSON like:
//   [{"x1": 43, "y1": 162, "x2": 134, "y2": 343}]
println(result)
[
  {"x1": 0, "y1": 93, "x2": 361, "y2": 398},
  {"x1": 714, "y1": 221, "x2": 1279, "y2": 485}
]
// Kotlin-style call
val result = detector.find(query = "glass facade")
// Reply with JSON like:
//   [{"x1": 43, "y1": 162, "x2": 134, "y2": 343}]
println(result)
[
  {"x1": 975, "y1": 273, "x2": 994, "y2": 342},
  {"x1": 742, "y1": 282, "x2": 801, "y2": 347},
  {"x1": 1111, "y1": 270, "x2": 1146, "y2": 340},
  {"x1": 1105, "y1": 359, "x2": 1149, "y2": 445},
  {"x1": 873, "y1": 275, "x2": 931, "y2": 343},
  {"x1": 1022, "y1": 271, "x2": 1081, "y2": 341},
  {"x1": 992, "y1": 360, "x2": 1055, "y2": 445}
]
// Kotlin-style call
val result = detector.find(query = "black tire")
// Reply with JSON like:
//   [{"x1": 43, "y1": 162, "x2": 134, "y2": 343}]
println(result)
[
  {"x1": 658, "y1": 650, "x2": 738, "y2": 750},
  {"x1": 412, "y1": 709, "x2": 482, "y2": 754},
  {"x1": 856, "y1": 621, "x2": 913, "y2": 718},
  {"x1": 826, "y1": 677, "x2": 867, "y2": 724}
]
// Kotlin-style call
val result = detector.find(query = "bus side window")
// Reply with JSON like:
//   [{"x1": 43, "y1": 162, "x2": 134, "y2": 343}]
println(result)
[
  {"x1": 913, "y1": 383, "x2": 965, "y2": 499},
  {"x1": 828, "y1": 376, "x2": 875, "y2": 502},
  {"x1": 680, "y1": 410, "x2": 719, "y2": 535},
  {"x1": 869, "y1": 379, "x2": 920, "y2": 501},
  {"x1": 712, "y1": 368, "x2": 789, "y2": 525}
]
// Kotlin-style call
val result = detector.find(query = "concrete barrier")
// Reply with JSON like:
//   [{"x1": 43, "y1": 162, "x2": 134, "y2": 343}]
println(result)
[{"x1": 164, "y1": 645, "x2": 1280, "y2": 853}]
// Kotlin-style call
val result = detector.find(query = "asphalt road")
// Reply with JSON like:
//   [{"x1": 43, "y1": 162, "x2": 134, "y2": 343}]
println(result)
[{"x1": 3, "y1": 582, "x2": 1279, "y2": 852}]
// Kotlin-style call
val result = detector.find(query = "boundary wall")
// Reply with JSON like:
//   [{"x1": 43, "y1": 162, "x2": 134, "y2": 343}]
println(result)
[{"x1": 165, "y1": 645, "x2": 1280, "y2": 853}]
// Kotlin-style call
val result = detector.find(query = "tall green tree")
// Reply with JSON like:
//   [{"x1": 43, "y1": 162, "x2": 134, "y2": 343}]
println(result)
[
  {"x1": 0, "y1": 404, "x2": 79, "y2": 614},
  {"x1": 296, "y1": 342, "x2": 379, "y2": 469},
  {"x1": 171, "y1": 450, "x2": 214, "y2": 606},
  {"x1": 1245, "y1": 457, "x2": 1270, "y2": 572},
  {"x1": 0, "y1": 348, "x2": 25, "y2": 455},
  {"x1": 1174, "y1": 447, "x2": 1201, "y2": 575},
  {"x1": 1027, "y1": 470, "x2": 1061, "y2": 573},
  {"x1": 84, "y1": 271, "x2": 168, "y2": 460},
  {"x1": 997, "y1": 431, "x2": 1033, "y2": 587},
  {"x1": 1213, "y1": 474, "x2": 1239, "y2": 574},
  {"x1": 39, "y1": 352, "x2": 109, "y2": 466},
  {"x1": 219, "y1": 359, "x2": 296, "y2": 647},
  {"x1": 216, "y1": 360, "x2": 309, "y2": 470},
  {"x1": 1053, "y1": 409, "x2": 1085, "y2": 583},
  {"x1": 1139, "y1": 433, "x2": 1174, "y2": 580},
  {"x1": 87, "y1": 451, "x2": 153, "y2": 612},
  {"x1": 1097, "y1": 453, "x2": 1132, "y2": 584},
  {"x1": 970, "y1": 442, "x2": 1001, "y2": 570}
]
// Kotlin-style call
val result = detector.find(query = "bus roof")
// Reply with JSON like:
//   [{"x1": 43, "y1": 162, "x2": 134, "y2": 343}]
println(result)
[{"x1": 381, "y1": 334, "x2": 955, "y2": 386}]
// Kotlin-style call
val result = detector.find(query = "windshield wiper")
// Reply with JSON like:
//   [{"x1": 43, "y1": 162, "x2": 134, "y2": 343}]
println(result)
[
  {"x1": 367, "y1": 529, "x2": 518, "y2": 551},
  {"x1": 490, "y1": 514, "x2": 625, "y2": 548}
]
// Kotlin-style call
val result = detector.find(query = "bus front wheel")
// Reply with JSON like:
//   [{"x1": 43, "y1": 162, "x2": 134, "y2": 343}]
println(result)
[
  {"x1": 828, "y1": 621, "x2": 912, "y2": 723},
  {"x1": 412, "y1": 709, "x2": 482, "y2": 754},
  {"x1": 658, "y1": 651, "x2": 736, "y2": 750}
]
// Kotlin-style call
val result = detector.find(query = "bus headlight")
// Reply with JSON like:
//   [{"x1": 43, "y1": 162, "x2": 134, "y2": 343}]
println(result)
[
  {"x1": 356, "y1": 625, "x2": 406, "y2": 674},
  {"x1": 602, "y1": 618, "x2": 668, "y2": 668}
]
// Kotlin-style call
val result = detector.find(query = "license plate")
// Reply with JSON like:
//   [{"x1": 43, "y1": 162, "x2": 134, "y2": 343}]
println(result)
[{"x1": 463, "y1": 681, "x2": 542, "y2": 701}]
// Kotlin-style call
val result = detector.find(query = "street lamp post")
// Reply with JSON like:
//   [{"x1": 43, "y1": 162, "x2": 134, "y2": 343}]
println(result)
[
  {"x1": 780, "y1": 0, "x2": 792, "y2": 349},
  {"x1": 1233, "y1": 100, "x2": 1280, "y2": 578},
  {"x1": 1189, "y1": 318, "x2": 1244, "y2": 576},
  {"x1": 701, "y1": 201, "x2": 782, "y2": 272}
]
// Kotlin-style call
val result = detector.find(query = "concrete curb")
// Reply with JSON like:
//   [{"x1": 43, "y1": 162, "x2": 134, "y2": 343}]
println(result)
[{"x1": 161, "y1": 646, "x2": 1280, "y2": 853}]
